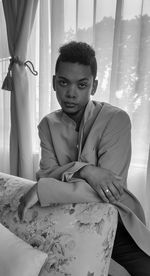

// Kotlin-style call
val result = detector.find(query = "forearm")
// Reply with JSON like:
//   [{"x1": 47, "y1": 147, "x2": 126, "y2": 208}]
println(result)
[
  {"x1": 37, "y1": 177, "x2": 101, "y2": 207},
  {"x1": 37, "y1": 161, "x2": 91, "y2": 183},
  {"x1": 36, "y1": 162, "x2": 75, "y2": 181},
  {"x1": 75, "y1": 164, "x2": 123, "y2": 203},
  {"x1": 76, "y1": 164, "x2": 93, "y2": 183}
]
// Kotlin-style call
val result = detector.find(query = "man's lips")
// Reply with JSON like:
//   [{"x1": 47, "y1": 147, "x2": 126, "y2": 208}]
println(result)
[{"x1": 64, "y1": 102, "x2": 77, "y2": 107}]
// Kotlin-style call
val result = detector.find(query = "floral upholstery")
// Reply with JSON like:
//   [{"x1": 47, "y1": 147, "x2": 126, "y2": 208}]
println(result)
[{"x1": 0, "y1": 172, "x2": 118, "y2": 276}]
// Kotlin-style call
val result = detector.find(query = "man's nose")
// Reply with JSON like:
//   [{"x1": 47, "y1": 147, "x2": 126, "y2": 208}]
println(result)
[{"x1": 66, "y1": 84, "x2": 77, "y2": 97}]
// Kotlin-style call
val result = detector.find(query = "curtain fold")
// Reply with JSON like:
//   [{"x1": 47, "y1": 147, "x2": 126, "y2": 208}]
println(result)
[
  {"x1": 109, "y1": 0, "x2": 124, "y2": 103},
  {"x1": 50, "y1": 0, "x2": 65, "y2": 111},
  {"x1": 146, "y1": 147, "x2": 150, "y2": 227},
  {"x1": 39, "y1": 0, "x2": 51, "y2": 121},
  {"x1": 2, "y1": 0, "x2": 38, "y2": 179}
]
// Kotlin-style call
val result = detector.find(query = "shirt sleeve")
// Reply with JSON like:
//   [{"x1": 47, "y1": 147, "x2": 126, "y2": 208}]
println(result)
[
  {"x1": 97, "y1": 109, "x2": 131, "y2": 187},
  {"x1": 37, "y1": 177, "x2": 100, "y2": 207},
  {"x1": 36, "y1": 117, "x2": 90, "y2": 181},
  {"x1": 36, "y1": 117, "x2": 96, "y2": 205},
  {"x1": 37, "y1": 108, "x2": 132, "y2": 206},
  {"x1": 61, "y1": 109, "x2": 131, "y2": 186}
]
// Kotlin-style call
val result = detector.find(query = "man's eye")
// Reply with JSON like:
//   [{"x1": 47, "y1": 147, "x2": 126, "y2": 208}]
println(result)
[
  {"x1": 59, "y1": 80, "x2": 68, "y2": 87},
  {"x1": 78, "y1": 83, "x2": 88, "y2": 89}
]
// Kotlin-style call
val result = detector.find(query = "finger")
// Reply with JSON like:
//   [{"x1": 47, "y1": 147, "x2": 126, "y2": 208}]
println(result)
[
  {"x1": 98, "y1": 188, "x2": 109, "y2": 203},
  {"x1": 18, "y1": 204, "x2": 24, "y2": 221},
  {"x1": 107, "y1": 185, "x2": 121, "y2": 201},
  {"x1": 18, "y1": 203, "x2": 26, "y2": 221},
  {"x1": 90, "y1": 183, "x2": 110, "y2": 203},
  {"x1": 110, "y1": 174, "x2": 123, "y2": 194},
  {"x1": 112, "y1": 181, "x2": 124, "y2": 195},
  {"x1": 104, "y1": 188, "x2": 117, "y2": 202}
]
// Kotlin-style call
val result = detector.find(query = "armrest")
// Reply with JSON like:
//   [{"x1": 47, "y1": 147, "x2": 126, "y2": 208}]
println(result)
[{"x1": 0, "y1": 172, "x2": 118, "y2": 276}]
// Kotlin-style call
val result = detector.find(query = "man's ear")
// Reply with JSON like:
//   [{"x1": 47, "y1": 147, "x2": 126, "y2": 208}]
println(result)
[
  {"x1": 91, "y1": 79, "x2": 98, "y2": 96},
  {"x1": 53, "y1": 75, "x2": 56, "y2": 91}
]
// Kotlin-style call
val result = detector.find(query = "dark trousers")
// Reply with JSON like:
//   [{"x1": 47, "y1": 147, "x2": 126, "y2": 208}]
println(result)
[{"x1": 111, "y1": 217, "x2": 150, "y2": 276}]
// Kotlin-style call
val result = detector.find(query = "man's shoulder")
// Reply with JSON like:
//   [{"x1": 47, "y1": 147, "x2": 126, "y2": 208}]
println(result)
[
  {"x1": 102, "y1": 102, "x2": 131, "y2": 128},
  {"x1": 38, "y1": 109, "x2": 62, "y2": 128},
  {"x1": 93, "y1": 101, "x2": 131, "y2": 128},
  {"x1": 96, "y1": 101, "x2": 130, "y2": 118},
  {"x1": 97, "y1": 101, "x2": 126, "y2": 114}
]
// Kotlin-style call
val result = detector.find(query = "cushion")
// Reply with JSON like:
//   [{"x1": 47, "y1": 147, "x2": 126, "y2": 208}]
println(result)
[{"x1": 0, "y1": 223, "x2": 47, "y2": 276}]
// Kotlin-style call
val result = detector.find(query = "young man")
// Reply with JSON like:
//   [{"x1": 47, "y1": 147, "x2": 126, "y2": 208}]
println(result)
[{"x1": 18, "y1": 41, "x2": 150, "y2": 275}]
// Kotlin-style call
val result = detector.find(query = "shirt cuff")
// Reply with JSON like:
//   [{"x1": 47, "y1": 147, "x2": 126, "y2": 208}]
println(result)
[{"x1": 61, "y1": 161, "x2": 91, "y2": 182}]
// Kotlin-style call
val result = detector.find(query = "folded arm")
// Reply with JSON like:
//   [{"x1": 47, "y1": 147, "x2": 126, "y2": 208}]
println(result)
[
  {"x1": 18, "y1": 109, "x2": 131, "y2": 219},
  {"x1": 36, "y1": 119, "x2": 88, "y2": 180},
  {"x1": 73, "y1": 110, "x2": 131, "y2": 203}
]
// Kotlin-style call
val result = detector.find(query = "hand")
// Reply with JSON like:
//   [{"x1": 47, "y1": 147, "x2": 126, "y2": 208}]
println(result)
[
  {"x1": 18, "y1": 183, "x2": 38, "y2": 221},
  {"x1": 79, "y1": 165, "x2": 123, "y2": 203}
]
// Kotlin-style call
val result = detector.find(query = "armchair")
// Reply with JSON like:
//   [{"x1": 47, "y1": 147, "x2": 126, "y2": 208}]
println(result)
[{"x1": 0, "y1": 172, "x2": 118, "y2": 276}]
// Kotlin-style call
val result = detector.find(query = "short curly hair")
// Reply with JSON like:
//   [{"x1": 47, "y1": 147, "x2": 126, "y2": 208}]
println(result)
[{"x1": 55, "y1": 41, "x2": 97, "y2": 79}]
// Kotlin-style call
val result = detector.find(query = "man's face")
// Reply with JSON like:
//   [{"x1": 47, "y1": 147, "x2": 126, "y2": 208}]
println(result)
[{"x1": 53, "y1": 61, "x2": 97, "y2": 122}]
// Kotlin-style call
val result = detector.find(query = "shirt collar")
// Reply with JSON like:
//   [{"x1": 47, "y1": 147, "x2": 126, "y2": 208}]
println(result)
[{"x1": 61, "y1": 100, "x2": 95, "y2": 129}]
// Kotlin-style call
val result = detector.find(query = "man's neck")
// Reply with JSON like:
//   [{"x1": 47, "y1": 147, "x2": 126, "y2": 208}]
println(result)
[{"x1": 64, "y1": 106, "x2": 87, "y2": 132}]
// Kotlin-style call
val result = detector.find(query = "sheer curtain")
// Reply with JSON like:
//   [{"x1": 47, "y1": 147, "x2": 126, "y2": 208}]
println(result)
[
  {"x1": 0, "y1": 0, "x2": 150, "y2": 222},
  {"x1": 0, "y1": 0, "x2": 10, "y2": 173},
  {"x1": 1, "y1": 0, "x2": 38, "y2": 180}
]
